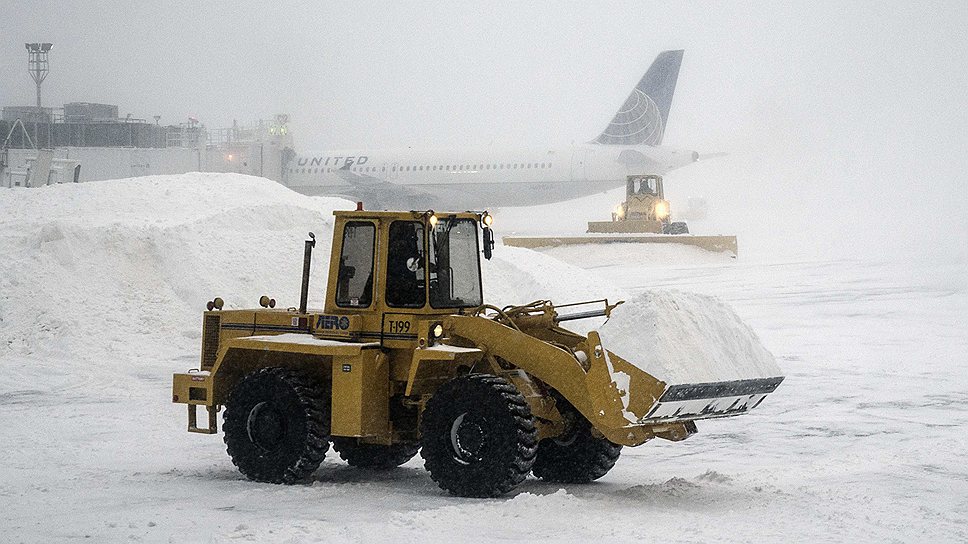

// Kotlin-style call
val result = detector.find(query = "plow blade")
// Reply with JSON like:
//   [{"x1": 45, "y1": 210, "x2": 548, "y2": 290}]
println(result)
[
  {"x1": 593, "y1": 337, "x2": 783, "y2": 429},
  {"x1": 586, "y1": 219, "x2": 662, "y2": 234},
  {"x1": 503, "y1": 234, "x2": 738, "y2": 255},
  {"x1": 637, "y1": 377, "x2": 784, "y2": 424}
]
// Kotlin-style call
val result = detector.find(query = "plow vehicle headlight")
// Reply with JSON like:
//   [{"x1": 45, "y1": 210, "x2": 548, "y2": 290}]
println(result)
[
  {"x1": 481, "y1": 212, "x2": 493, "y2": 227},
  {"x1": 614, "y1": 205, "x2": 625, "y2": 219},
  {"x1": 654, "y1": 201, "x2": 670, "y2": 218},
  {"x1": 432, "y1": 324, "x2": 444, "y2": 338}
]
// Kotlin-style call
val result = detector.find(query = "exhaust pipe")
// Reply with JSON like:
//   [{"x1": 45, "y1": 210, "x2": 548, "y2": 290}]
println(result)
[{"x1": 299, "y1": 232, "x2": 316, "y2": 314}]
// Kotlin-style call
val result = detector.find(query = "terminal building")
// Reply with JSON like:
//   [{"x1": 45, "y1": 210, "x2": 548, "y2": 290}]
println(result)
[
  {"x1": 1, "y1": 102, "x2": 294, "y2": 188},
  {"x1": 2, "y1": 43, "x2": 296, "y2": 188}
]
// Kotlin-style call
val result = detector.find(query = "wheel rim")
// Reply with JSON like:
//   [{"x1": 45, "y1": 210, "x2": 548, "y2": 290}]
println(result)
[
  {"x1": 449, "y1": 412, "x2": 486, "y2": 465},
  {"x1": 552, "y1": 411, "x2": 580, "y2": 446},
  {"x1": 552, "y1": 429, "x2": 579, "y2": 447},
  {"x1": 246, "y1": 401, "x2": 286, "y2": 452}
]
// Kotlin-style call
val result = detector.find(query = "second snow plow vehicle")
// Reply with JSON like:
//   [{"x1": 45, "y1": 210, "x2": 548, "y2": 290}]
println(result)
[
  {"x1": 588, "y1": 174, "x2": 687, "y2": 234},
  {"x1": 504, "y1": 174, "x2": 738, "y2": 255},
  {"x1": 172, "y1": 207, "x2": 781, "y2": 497}
]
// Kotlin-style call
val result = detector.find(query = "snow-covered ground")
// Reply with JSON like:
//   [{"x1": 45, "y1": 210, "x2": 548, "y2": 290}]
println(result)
[{"x1": 1, "y1": 174, "x2": 966, "y2": 543}]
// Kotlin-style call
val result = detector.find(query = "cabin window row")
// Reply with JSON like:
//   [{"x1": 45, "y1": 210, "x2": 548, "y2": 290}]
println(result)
[
  {"x1": 391, "y1": 163, "x2": 553, "y2": 172},
  {"x1": 290, "y1": 163, "x2": 553, "y2": 174}
]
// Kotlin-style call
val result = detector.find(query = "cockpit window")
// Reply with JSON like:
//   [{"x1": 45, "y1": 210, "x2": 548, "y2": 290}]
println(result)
[
  {"x1": 386, "y1": 221, "x2": 426, "y2": 307},
  {"x1": 429, "y1": 218, "x2": 483, "y2": 308}
]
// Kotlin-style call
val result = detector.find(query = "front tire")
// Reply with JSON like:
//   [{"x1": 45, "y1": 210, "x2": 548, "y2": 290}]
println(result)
[
  {"x1": 223, "y1": 367, "x2": 329, "y2": 484},
  {"x1": 532, "y1": 409, "x2": 622, "y2": 483},
  {"x1": 420, "y1": 374, "x2": 538, "y2": 497},
  {"x1": 331, "y1": 437, "x2": 419, "y2": 469}
]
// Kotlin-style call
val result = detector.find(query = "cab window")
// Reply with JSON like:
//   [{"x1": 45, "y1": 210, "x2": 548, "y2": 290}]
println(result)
[
  {"x1": 386, "y1": 221, "x2": 426, "y2": 307},
  {"x1": 429, "y1": 218, "x2": 483, "y2": 308},
  {"x1": 335, "y1": 222, "x2": 375, "y2": 307}
]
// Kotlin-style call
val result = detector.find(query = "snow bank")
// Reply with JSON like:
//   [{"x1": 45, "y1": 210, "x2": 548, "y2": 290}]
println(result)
[
  {"x1": 0, "y1": 174, "x2": 349, "y2": 379},
  {"x1": 0, "y1": 173, "x2": 771, "y2": 395},
  {"x1": 482, "y1": 245, "x2": 625, "y2": 308},
  {"x1": 598, "y1": 290, "x2": 781, "y2": 384},
  {"x1": 0, "y1": 174, "x2": 618, "y2": 380}
]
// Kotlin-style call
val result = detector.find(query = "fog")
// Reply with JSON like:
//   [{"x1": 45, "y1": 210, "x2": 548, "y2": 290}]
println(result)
[{"x1": 2, "y1": 1, "x2": 966, "y2": 261}]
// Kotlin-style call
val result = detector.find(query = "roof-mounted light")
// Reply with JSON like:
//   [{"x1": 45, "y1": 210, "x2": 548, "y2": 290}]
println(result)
[{"x1": 481, "y1": 211, "x2": 493, "y2": 227}]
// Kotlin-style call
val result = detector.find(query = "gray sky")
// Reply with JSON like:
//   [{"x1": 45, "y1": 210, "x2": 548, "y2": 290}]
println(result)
[{"x1": 3, "y1": 1, "x2": 966, "y2": 259}]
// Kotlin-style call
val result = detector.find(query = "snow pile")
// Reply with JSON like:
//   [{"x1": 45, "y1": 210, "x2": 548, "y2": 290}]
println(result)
[
  {"x1": 0, "y1": 173, "x2": 776, "y2": 398},
  {"x1": 598, "y1": 290, "x2": 781, "y2": 384},
  {"x1": 0, "y1": 175, "x2": 347, "y2": 382},
  {"x1": 482, "y1": 244, "x2": 624, "y2": 310},
  {"x1": 0, "y1": 174, "x2": 617, "y2": 384}
]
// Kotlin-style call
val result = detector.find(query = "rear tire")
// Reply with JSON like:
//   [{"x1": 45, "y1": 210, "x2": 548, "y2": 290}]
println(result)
[
  {"x1": 532, "y1": 409, "x2": 622, "y2": 483},
  {"x1": 420, "y1": 374, "x2": 538, "y2": 497},
  {"x1": 331, "y1": 437, "x2": 419, "y2": 469},
  {"x1": 223, "y1": 367, "x2": 329, "y2": 484}
]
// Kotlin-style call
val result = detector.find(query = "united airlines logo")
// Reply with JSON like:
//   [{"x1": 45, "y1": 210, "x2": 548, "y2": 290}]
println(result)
[
  {"x1": 297, "y1": 155, "x2": 369, "y2": 167},
  {"x1": 594, "y1": 89, "x2": 664, "y2": 146}
]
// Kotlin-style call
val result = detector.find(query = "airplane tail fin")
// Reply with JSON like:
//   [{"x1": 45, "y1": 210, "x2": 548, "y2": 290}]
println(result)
[{"x1": 593, "y1": 49, "x2": 684, "y2": 146}]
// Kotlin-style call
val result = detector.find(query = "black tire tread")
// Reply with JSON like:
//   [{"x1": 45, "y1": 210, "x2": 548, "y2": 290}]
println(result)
[
  {"x1": 532, "y1": 406, "x2": 622, "y2": 484},
  {"x1": 222, "y1": 367, "x2": 329, "y2": 484},
  {"x1": 420, "y1": 374, "x2": 538, "y2": 497}
]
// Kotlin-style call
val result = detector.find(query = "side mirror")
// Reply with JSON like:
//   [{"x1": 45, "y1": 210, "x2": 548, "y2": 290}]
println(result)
[{"x1": 482, "y1": 227, "x2": 494, "y2": 260}]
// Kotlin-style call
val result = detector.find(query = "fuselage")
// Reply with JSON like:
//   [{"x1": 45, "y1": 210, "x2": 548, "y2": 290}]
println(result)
[{"x1": 282, "y1": 143, "x2": 698, "y2": 210}]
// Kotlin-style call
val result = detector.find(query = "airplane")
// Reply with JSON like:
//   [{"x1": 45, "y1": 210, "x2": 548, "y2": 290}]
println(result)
[{"x1": 282, "y1": 50, "x2": 698, "y2": 210}]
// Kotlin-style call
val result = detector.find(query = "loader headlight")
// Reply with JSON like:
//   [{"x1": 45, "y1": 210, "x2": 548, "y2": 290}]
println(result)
[
  {"x1": 654, "y1": 201, "x2": 670, "y2": 219},
  {"x1": 614, "y1": 204, "x2": 625, "y2": 220},
  {"x1": 481, "y1": 212, "x2": 493, "y2": 227},
  {"x1": 432, "y1": 323, "x2": 444, "y2": 338},
  {"x1": 429, "y1": 214, "x2": 438, "y2": 227}
]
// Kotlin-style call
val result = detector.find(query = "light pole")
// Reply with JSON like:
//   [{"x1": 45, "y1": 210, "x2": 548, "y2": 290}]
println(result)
[{"x1": 26, "y1": 42, "x2": 52, "y2": 148}]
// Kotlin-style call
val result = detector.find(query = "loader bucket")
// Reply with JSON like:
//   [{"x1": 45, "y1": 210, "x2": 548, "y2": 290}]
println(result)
[
  {"x1": 581, "y1": 290, "x2": 783, "y2": 442},
  {"x1": 595, "y1": 335, "x2": 783, "y2": 426},
  {"x1": 502, "y1": 234, "x2": 738, "y2": 256}
]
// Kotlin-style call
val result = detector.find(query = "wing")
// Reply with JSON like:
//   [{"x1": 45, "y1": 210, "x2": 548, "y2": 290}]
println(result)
[{"x1": 331, "y1": 165, "x2": 439, "y2": 210}]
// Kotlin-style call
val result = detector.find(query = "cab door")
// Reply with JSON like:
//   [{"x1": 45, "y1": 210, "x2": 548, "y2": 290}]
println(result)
[{"x1": 380, "y1": 220, "x2": 426, "y2": 348}]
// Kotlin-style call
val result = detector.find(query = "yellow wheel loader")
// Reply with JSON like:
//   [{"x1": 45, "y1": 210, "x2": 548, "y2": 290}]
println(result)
[
  {"x1": 505, "y1": 174, "x2": 738, "y2": 255},
  {"x1": 172, "y1": 206, "x2": 780, "y2": 497}
]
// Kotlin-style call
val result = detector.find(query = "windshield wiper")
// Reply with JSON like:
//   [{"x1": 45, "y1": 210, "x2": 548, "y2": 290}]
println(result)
[{"x1": 432, "y1": 215, "x2": 457, "y2": 262}]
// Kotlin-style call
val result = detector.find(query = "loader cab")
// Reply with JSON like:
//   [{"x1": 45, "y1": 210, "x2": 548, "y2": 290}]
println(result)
[
  {"x1": 325, "y1": 210, "x2": 489, "y2": 322},
  {"x1": 627, "y1": 174, "x2": 664, "y2": 200}
]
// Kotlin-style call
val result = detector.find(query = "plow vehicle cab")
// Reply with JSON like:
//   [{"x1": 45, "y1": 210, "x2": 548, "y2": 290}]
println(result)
[{"x1": 172, "y1": 206, "x2": 780, "y2": 497}]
